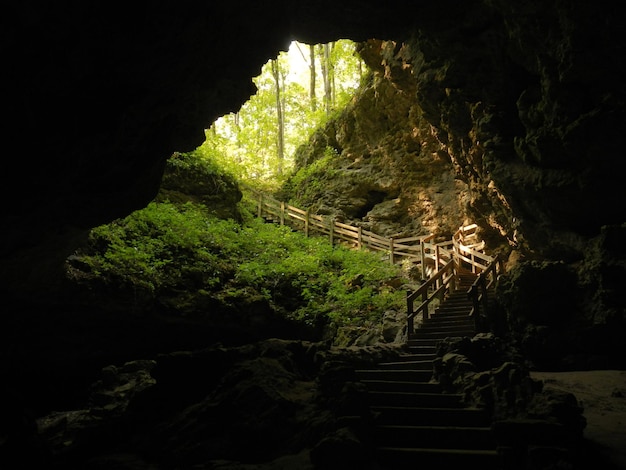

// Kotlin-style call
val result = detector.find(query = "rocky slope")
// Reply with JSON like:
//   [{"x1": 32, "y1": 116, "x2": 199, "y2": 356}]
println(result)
[
  {"x1": 279, "y1": 11, "x2": 626, "y2": 368},
  {"x1": 281, "y1": 41, "x2": 471, "y2": 242}
]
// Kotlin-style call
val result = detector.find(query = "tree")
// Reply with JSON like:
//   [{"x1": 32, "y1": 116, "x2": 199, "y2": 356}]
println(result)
[
  {"x1": 271, "y1": 59, "x2": 285, "y2": 176},
  {"x1": 309, "y1": 44, "x2": 317, "y2": 112},
  {"x1": 318, "y1": 43, "x2": 334, "y2": 116},
  {"x1": 196, "y1": 40, "x2": 365, "y2": 190}
]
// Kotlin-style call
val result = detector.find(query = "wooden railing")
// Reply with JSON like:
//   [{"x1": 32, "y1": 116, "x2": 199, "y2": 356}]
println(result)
[
  {"x1": 406, "y1": 257, "x2": 456, "y2": 337},
  {"x1": 251, "y1": 190, "x2": 433, "y2": 266},
  {"x1": 247, "y1": 187, "x2": 505, "y2": 337},
  {"x1": 406, "y1": 224, "x2": 505, "y2": 338},
  {"x1": 467, "y1": 254, "x2": 503, "y2": 332}
]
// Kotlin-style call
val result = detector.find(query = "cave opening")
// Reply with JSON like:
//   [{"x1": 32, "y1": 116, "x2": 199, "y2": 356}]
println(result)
[
  {"x1": 352, "y1": 190, "x2": 388, "y2": 219},
  {"x1": 195, "y1": 38, "x2": 366, "y2": 190},
  {"x1": 3, "y1": 4, "x2": 626, "y2": 468}
]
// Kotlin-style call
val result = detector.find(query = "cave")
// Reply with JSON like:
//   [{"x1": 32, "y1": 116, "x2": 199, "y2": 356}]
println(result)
[
  {"x1": 1, "y1": 1, "x2": 625, "y2": 469},
  {"x1": 352, "y1": 190, "x2": 389, "y2": 219}
]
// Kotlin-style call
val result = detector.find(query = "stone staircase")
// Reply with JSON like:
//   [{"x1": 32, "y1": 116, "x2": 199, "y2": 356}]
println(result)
[{"x1": 356, "y1": 271, "x2": 502, "y2": 468}]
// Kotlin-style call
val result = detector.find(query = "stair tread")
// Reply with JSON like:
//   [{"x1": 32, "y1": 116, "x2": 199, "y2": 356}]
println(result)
[
  {"x1": 356, "y1": 370, "x2": 434, "y2": 378},
  {"x1": 377, "y1": 424, "x2": 491, "y2": 431},
  {"x1": 397, "y1": 354, "x2": 435, "y2": 359},
  {"x1": 378, "y1": 360, "x2": 433, "y2": 365},
  {"x1": 377, "y1": 446, "x2": 498, "y2": 456},
  {"x1": 372, "y1": 405, "x2": 485, "y2": 411},
  {"x1": 360, "y1": 380, "x2": 441, "y2": 391},
  {"x1": 366, "y1": 268, "x2": 498, "y2": 466},
  {"x1": 369, "y1": 391, "x2": 463, "y2": 397}
]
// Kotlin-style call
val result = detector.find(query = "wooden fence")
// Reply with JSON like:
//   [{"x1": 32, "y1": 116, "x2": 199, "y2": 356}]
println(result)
[
  {"x1": 406, "y1": 223, "x2": 505, "y2": 337},
  {"x1": 252, "y1": 191, "x2": 433, "y2": 269},
  {"x1": 248, "y1": 188, "x2": 509, "y2": 335}
]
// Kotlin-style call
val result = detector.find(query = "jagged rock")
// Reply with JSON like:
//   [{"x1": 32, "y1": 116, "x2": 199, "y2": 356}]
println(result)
[
  {"x1": 309, "y1": 427, "x2": 371, "y2": 470},
  {"x1": 1, "y1": 2, "x2": 625, "y2": 468}
]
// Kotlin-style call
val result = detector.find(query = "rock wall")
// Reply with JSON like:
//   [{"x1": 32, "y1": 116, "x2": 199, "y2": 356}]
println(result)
[
  {"x1": 401, "y1": 0, "x2": 626, "y2": 261},
  {"x1": 282, "y1": 40, "x2": 470, "y2": 240},
  {"x1": 281, "y1": 2, "x2": 625, "y2": 343},
  {"x1": 1, "y1": 1, "x2": 624, "y2": 310},
  {"x1": 0, "y1": 1, "x2": 424, "y2": 301}
]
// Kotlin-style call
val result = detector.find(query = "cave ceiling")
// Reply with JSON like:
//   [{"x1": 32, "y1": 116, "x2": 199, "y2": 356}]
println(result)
[{"x1": 1, "y1": 0, "x2": 624, "y2": 301}]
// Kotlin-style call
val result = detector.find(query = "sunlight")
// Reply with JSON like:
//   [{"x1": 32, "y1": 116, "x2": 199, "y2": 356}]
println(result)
[
  {"x1": 199, "y1": 39, "x2": 364, "y2": 189},
  {"x1": 285, "y1": 41, "x2": 311, "y2": 84}
]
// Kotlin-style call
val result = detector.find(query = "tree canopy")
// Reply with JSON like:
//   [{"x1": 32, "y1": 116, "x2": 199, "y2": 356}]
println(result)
[{"x1": 193, "y1": 40, "x2": 365, "y2": 190}]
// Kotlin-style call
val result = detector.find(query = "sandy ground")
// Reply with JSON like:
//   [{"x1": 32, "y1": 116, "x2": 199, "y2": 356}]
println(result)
[{"x1": 530, "y1": 370, "x2": 626, "y2": 469}]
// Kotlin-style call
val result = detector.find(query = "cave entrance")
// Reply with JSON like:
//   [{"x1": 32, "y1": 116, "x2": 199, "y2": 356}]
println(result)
[
  {"x1": 353, "y1": 190, "x2": 388, "y2": 219},
  {"x1": 194, "y1": 39, "x2": 366, "y2": 191}
]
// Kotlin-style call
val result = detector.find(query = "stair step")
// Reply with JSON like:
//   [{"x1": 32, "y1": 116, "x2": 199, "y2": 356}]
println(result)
[
  {"x1": 426, "y1": 310, "x2": 472, "y2": 319},
  {"x1": 438, "y1": 297, "x2": 472, "y2": 304},
  {"x1": 375, "y1": 446, "x2": 500, "y2": 467},
  {"x1": 360, "y1": 380, "x2": 442, "y2": 393},
  {"x1": 374, "y1": 424, "x2": 496, "y2": 449},
  {"x1": 435, "y1": 302, "x2": 473, "y2": 315},
  {"x1": 406, "y1": 348, "x2": 437, "y2": 357},
  {"x1": 366, "y1": 391, "x2": 464, "y2": 408},
  {"x1": 417, "y1": 323, "x2": 473, "y2": 332},
  {"x1": 377, "y1": 360, "x2": 433, "y2": 371},
  {"x1": 423, "y1": 314, "x2": 473, "y2": 322},
  {"x1": 355, "y1": 369, "x2": 433, "y2": 382},
  {"x1": 432, "y1": 305, "x2": 473, "y2": 313},
  {"x1": 371, "y1": 406, "x2": 491, "y2": 427},
  {"x1": 407, "y1": 338, "x2": 439, "y2": 347},
  {"x1": 395, "y1": 353, "x2": 436, "y2": 361},
  {"x1": 410, "y1": 330, "x2": 476, "y2": 339},
  {"x1": 443, "y1": 294, "x2": 472, "y2": 300}
]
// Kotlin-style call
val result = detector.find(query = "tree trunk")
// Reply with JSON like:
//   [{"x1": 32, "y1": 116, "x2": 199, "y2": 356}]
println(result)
[
  {"x1": 271, "y1": 59, "x2": 284, "y2": 176},
  {"x1": 309, "y1": 44, "x2": 317, "y2": 112},
  {"x1": 329, "y1": 43, "x2": 336, "y2": 108},
  {"x1": 318, "y1": 43, "x2": 332, "y2": 116}
]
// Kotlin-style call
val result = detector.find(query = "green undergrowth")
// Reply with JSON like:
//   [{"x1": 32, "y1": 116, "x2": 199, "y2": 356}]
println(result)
[{"x1": 73, "y1": 199, "x2": 406, "y2": 329}]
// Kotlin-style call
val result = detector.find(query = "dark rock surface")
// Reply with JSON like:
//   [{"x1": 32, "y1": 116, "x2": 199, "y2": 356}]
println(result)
[
  {"x1": 1, "y1": 2, "x2": 625, "y2": 468},
  {"x1": 2, "y1": 1, "x2": 624, "y2": 304}
]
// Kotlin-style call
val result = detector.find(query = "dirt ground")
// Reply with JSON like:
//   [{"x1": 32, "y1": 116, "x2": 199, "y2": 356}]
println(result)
[{"x1": 530, "y1": 370, "x2": 626, "y2": 469}]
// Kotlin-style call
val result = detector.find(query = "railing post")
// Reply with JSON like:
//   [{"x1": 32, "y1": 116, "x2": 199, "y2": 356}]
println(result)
[
  {"x1": 435, "y1": 245, "x2": 441, "y2": 289},
  {"x1": 280, "y1": 201, "x2": 285, "y2": 226},
  {"x1": 480, "y1": 276, "x2": 488, "y2": 315},
  {"x1": 304, "y1": 208, "x2": 310, "y2": 237},
  {"x1": 406, "y1": 292, "x2": 413, "y2": 338},
  {"x1": 420, "y1": 242, "x2": 426, "y2": 280},
  {"x1": 469, "y1": 285, "x2": 480, "y2": 331}
]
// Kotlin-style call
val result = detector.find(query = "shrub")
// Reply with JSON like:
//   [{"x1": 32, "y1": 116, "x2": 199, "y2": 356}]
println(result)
[{"x1": 75, "y1": 199, "x2": 406, "y2": 329}]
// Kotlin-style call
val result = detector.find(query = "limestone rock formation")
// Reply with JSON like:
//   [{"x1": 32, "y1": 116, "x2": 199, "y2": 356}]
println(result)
[
  {"x1": 3, "y1": 1, "x2": 624, "y2": 304},
  {"x1": 1, "y1": 2, "x2": 625, "y2": 468}
]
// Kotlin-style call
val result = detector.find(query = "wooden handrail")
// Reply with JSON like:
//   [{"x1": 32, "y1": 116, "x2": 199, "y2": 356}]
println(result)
[
  {"x1": 406, "y1": 258, "x2": 456, "y2": 338},
  {"x1": 249, "y1": 189, "x2": 433, "y2": 265},
  {"x1": 247, "y1": 186, "x2": 506, "y2": 337},
  {"x1": 406, "y1": 224, "x2": 506, "y2": 337},
  {"x1": 467, "y1": 254, "x2": 502, "y2": 332}
]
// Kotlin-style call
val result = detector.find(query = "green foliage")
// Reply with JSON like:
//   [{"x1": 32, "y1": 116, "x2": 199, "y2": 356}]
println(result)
[
  {"x1": 197, "y1": 39, "x2": 364, "y2": 191},
  {"x1": 161, "y1": 150, "x2": 238, "y2": 197},
  {"x1": 77, "y1": 198, "x2": 405, "y2": 329},
  {"x1": 284, "y1": 146, "x2": 339, "y2": 206},
  {"x1": 85, "y1": 201, "x2": 239, "y2": 292}
]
